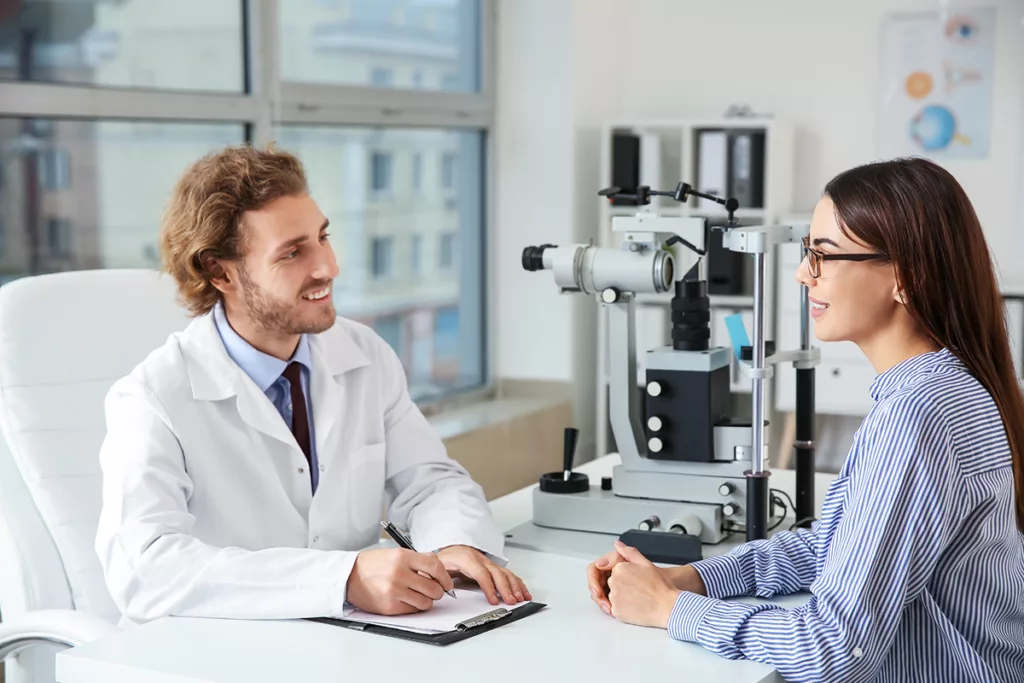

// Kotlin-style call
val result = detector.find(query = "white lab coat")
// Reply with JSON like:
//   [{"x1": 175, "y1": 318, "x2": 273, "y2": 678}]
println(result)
[{"x1": 94, "y1": 310, "x2": 506, "y2": 625}]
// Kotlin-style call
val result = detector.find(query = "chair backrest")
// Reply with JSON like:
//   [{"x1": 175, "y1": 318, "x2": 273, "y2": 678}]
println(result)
[{"x1": 0, "y1": 270, "x2": 192, "y2": 623}]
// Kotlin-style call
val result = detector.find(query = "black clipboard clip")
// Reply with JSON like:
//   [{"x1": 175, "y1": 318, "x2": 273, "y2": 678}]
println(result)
[{"x1": 455, "y1": 607, "x2": 510, "y2": 632}]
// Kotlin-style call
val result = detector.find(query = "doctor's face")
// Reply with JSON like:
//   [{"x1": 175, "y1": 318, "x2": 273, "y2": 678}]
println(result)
[{"x1": 234, "y1": 193, "x2": 340, "y2": 336}]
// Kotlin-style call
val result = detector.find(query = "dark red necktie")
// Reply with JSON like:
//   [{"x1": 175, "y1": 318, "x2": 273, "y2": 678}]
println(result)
[{"x1": 282, "y1": 362, "x2": 312, "y2": 473}]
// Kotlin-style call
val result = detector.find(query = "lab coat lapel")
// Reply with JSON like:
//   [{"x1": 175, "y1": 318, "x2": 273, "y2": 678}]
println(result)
[
  {"x1": 309, "y1": 322, "x2": 372, "y2": 471},
  {"x1": 180, "y1": 312, "x2": 296, "y2": 450},
  {"x1": 234, "y1": 381, "x2": 296, "y2": 450}
]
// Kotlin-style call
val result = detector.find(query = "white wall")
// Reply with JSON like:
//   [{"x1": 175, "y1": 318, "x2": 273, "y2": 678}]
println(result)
[
  {"x1": 495, "y1": 0, "x2": 1024, "y2": 463},
  {"x1": 568, "y1": 0, "x2": 1024, "y2": 283},
  {"x1": 494, "y1": 0, "x2": 598, "y2": 457}
]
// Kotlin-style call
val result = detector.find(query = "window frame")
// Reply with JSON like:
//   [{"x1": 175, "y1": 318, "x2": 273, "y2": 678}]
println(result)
[{"x1": 0, "y1": 0, "x2": 497, "y2": 410}]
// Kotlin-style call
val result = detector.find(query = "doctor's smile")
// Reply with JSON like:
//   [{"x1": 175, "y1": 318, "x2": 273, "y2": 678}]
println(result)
[{"x1": 301, "y1": 285, "x2": 332, "y2": 302}]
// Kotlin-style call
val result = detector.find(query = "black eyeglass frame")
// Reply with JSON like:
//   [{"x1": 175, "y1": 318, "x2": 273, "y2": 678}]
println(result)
[{"x1": 801, "y1": 235, "x2": 886, "y2": 278}]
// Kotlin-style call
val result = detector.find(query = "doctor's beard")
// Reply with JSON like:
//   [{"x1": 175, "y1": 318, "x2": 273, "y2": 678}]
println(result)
[{"x1": 237, "y1": 263, "x2": 336, "y2": 336}]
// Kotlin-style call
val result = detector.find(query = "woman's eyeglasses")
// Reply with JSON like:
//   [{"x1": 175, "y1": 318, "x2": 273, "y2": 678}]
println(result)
[{"x1": 801, "y1": 235, "x2": 885, "y2": 278}]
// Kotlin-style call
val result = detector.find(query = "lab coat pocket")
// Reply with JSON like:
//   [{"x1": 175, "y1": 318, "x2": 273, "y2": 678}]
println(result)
[{"x1": 347, "y1": 441, "x2": 387, "y2": 531}]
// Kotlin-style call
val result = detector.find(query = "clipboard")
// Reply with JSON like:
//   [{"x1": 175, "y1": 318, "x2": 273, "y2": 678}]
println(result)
[{"x1": 308, "y1": 601, "x2": 546, "y2": 646}]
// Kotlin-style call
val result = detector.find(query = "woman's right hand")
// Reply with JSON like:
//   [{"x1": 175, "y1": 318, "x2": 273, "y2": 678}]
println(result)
[{"x1": 587, "y1": 550, "x2": 707, "y2": 615}]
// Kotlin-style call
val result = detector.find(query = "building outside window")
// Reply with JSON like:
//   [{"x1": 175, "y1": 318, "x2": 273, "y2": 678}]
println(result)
[
  {"x1": 442, "y1": 152, "x2": 456, "y2": 191},
  {"x1": 369, "y1": 67, "x2": 393, "y2": 87},
  {"x1": 46, "y1": 218, "x2": 73, "y2": 258},
  {"x1": 38, "y1": 148, "x2": 71, "y2": 190},
  {"x1": 411, "y1": 234, "x2": 422, "y2": 274},
  {"x1": 411, "y1": 152, "x2": 422, "y2": 193},
  {"x1": 371, "y1": 236, "x2": 394, "y2": 278},
  {"x1": 370, "y1": 151, "x2": 392, "y2": 194},
  {"x1": 439, "y1": 232, "x2": 456, "y2": 270}
]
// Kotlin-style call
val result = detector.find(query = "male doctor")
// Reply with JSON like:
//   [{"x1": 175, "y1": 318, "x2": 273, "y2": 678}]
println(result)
[{"x1": 95, "y1": 144, "x2": 530, "y2": 624}]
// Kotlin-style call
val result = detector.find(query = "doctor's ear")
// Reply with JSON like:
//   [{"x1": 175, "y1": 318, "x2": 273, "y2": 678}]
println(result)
[{"x1": 197, "y1": 252, "x2": 234, "y2": 294}]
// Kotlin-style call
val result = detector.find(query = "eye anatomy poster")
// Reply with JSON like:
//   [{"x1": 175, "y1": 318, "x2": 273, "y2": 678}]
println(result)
[{"x1": 879, "y1": 8, "x2": 996, "y2": 159}]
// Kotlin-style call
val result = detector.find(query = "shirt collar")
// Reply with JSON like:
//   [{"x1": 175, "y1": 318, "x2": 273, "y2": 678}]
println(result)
[
  {"x1": 869, "y1": 347, "x2": 959, "y2": 401},
  {"x1": 212, "y1": 302, "x2": 312, "y2": 392}
]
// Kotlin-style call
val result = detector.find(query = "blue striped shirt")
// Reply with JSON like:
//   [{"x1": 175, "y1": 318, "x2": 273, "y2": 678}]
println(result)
[{"x1": 668, "y1": 348, "x2": 1024, "y2": 682}]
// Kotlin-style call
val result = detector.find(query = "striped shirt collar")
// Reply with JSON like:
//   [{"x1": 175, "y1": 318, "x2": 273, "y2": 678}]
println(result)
[{"x1": 870, "y1": 347, "x2": 959, "y2": 401}]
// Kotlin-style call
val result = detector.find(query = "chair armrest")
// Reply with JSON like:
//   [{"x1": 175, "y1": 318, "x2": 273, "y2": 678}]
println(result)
[{"x1": 0, "y1": 609, "x2": 117, "y2": 660}]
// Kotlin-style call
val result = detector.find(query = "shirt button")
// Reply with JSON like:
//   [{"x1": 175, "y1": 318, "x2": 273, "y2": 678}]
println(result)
[
  {"x1": 852, "y1": 647, "x2": 863, "y2": 659},
  {"x1": 319, "y1": 464, "x2": 325, "y2": 472},
  {"x1": 288, "y1": 404, "x2": 293, "y2": 411},
  {"x1": 313, "y1": 536, "x2": 320, "y2": 543},
  {"x1": 298, "y1": 467, "x2": 305, "y2": 474}
]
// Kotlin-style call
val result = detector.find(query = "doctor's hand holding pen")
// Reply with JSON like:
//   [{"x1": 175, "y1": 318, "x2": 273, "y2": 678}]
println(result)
[
  {"x1": 346, "y1": 545, "x2": 532, "y2": 616},
  {"x1": 346, "y1": 547, "x2": 456, "y2": 615}
]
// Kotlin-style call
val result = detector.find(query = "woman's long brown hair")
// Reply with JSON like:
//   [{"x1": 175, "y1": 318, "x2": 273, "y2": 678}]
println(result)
[{"x1": 825, "y1": 157, "x2": 1024, "y2": 531}]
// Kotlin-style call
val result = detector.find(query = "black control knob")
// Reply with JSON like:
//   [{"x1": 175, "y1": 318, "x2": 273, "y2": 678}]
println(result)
[
  {"x1": 601, "y1": 476, "x2": 612, "y2": 491},
  {"x1": 538, "y1": 427, "x2": 589, "y2": 494}
]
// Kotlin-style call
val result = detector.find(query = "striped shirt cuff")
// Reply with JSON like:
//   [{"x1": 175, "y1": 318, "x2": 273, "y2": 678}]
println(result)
[
  {"x1": 667, "y1": 591, "x2": 718, "y2": 642},
  {"x1": 688, "y1": 554, "x2": 751, "y2": 599}
]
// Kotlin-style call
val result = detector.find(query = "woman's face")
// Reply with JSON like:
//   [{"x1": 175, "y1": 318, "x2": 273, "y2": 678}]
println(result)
[{"x1": 795, "y1": 196, "x2": 899, "y2": 344}]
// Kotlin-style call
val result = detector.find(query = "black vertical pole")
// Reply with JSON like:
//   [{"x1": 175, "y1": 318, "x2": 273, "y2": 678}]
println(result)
[
  {"x1": 794, "y1": 367, "x2": 815, "y2": 526},
  {"x1": 793, "y1": 268, "x2": 816, "y2": 527}
]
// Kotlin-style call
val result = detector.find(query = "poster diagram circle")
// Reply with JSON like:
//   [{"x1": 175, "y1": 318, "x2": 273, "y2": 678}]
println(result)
[
  {"x1": 905, "y1": 71, "x2": 933, "y2": 99},
  {"x1": 909, "y1": 104, "x2": 957, "y2": 151}
]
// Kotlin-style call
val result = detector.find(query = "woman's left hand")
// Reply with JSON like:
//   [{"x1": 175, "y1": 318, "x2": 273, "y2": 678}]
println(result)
[{"x1": 605, "y1": 541, "x2": 681, "y2": 629}]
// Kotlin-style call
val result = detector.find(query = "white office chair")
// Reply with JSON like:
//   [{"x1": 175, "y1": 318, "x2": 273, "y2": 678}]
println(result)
[{"x1": 0, "y1": 269, "x2": 193, "y2": 683}]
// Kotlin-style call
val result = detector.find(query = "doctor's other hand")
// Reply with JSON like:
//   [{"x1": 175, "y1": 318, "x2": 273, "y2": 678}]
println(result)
[
  {"x1": 436, "y1": 545, "x2": 532, "y2": 606},
  {"x1": 587, "y1": 542, "x2": 705, "y2": 616},
  {"x1": 346, "y1": 548, "x2": 454, "y2": 615},
  {"x1": 603, "y1": 541, "x2": 682, "y2": 629}
]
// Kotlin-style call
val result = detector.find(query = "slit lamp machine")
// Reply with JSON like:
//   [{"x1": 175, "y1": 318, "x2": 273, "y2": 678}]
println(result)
[{"x1": 510, "y1": 182, "x2": 820, "y2": 564}]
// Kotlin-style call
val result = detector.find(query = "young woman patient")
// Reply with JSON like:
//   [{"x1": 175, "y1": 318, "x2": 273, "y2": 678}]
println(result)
[{"x1": 586, "y1": 157, "x2": 1024, "y2": 683}]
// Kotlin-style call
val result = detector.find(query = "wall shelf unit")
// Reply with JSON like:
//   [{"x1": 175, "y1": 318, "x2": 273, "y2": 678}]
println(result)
[{"x1": 595, "y1": 117, "x2": 794, "y2": 459}]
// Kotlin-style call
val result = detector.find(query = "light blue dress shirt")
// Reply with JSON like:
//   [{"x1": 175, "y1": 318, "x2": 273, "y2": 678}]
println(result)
[{"x1": 213, "y1": 303, "x2": 319, "y2": 492}]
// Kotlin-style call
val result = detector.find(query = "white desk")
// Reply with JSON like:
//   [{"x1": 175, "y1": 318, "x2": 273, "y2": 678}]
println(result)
[{"x1": 56, "y1": 456, "x2": 836, "y2": 683}]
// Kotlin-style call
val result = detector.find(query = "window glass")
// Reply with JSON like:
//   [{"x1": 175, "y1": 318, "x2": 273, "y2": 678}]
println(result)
[
  {"x1": 0, "y1": 0, "x2": 245, "y2": 92},
  {"x1": 0, "y1": 118, "x2": 245, "y2": 285},
  {"x1": 274, "y1": 124, "x2": 485, "y2": 396},
  {"x1": 280, "y1": 0, "x2": 481, "y2": 93}
]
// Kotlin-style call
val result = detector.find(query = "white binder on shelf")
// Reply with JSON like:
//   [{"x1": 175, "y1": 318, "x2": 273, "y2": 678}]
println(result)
[{"x1": 697, "y1": 130, "x2": 727, "y2": 213}]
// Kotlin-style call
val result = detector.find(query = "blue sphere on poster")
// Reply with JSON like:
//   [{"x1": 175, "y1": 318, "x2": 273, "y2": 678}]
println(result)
[{"x1": 909, "y1": 105, "x2": 957, "y2": 151}]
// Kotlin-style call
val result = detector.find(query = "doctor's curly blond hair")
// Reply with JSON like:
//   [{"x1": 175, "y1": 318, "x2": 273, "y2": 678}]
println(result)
[{"x1": 159, "y1": 143, "x2": 308, "y2": 316}]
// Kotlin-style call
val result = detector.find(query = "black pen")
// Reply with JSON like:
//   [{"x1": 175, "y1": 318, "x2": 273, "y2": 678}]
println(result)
[{"x1": 380, "y1": 521, "x2": 458, "y2": 599}]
